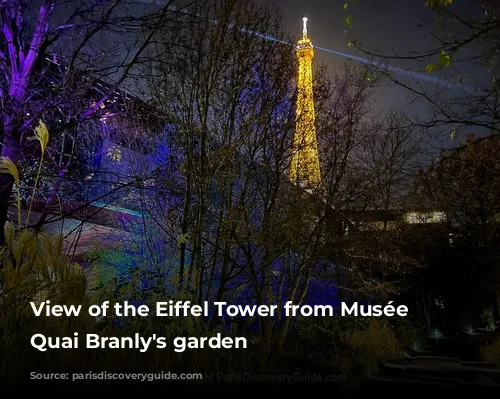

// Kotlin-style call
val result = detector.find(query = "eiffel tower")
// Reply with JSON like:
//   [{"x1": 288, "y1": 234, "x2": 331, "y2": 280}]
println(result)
[{"x1": 289, "y1": 17, "x2": 321, "y2": 188}]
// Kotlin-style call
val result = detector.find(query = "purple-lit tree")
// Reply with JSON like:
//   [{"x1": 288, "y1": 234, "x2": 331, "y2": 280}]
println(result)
[{"x1": 0, "y1": 0, "x2": 179, "y2": 245}]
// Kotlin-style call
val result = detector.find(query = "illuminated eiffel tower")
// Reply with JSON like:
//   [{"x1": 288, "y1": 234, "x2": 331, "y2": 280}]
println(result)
[{"x1": 289, "y1": 17, "x2": 321, "y2": 188}]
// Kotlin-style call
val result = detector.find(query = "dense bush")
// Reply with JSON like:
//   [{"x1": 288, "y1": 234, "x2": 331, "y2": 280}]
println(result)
[
  {"x1": 0, "y1": 233, "x2": 410, "y2": 383},
  {"x1": 348, "y1": 319, "x2": 402, "y2": 373},
  {"x1": 390, "y1": 316, "x2": 423, "y2": 348},
  {"x1": 482, "y1": 336, "x2": 500, "y2": 368}
]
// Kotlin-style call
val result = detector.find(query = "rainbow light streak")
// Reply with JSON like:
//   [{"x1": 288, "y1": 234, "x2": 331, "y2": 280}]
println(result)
[{"x1": 92, "y1": 202, "x2": 143, "y2": 217}]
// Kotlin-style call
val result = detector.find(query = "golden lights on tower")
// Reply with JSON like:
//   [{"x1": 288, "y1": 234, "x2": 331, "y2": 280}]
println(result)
[{"x1": 289, "y1": 17, "x2": 321, "y2": 187}]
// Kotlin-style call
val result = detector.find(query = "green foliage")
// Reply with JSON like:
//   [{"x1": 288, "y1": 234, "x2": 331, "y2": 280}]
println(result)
[
  {"x1": 177, "y1": 232, "x2": 190, "y2": 247},
  {"x1": 27, "y1": 121, "x2": 50, "y2": 226},
  {"x1": 390, "y1": 316, "x2": 423, "y2": 347},
  {"x1": 438, "y1": 50, "x2": 451, "y2": 67},
  {"x1": 481, "y1": 309, "x2": 495, "y2": 330},
  {"x1": 297, "y1": 315, "x2": 403, "y2": 375},
  {"x1": 0, "y1": 223, "x2": 90, "y2": 372},
  {"x1": 426, "y1": 51, "x2": 452, "y2": 74},
  {"x1": 30, "y1": 120, "x2": 49, "y2": 153},
  {"x1": 87, "y1": 247, "x2": 128, "y2": 292},
  {"x1": 0, "y1": 222, "x2": 87, "y2": 304},
  {"x1": 0, "y1": 229, "x2": 218, "y2": 379},
  {"x1": 0, "y1": 223, "x2": 405, "y2": 380},
  {"x1": 482, "y1": 337, "x2": 500, "y2": 368},
  {"x1": 348, "y1": 319, "x2": 402, "y2": 372},
  {"x1": 0, "y1": 157, "x2": 21, "y2": 226},
  {"x1": 424, "y1": 0, "x2": 453, "y2": 7},
  {"x1": 0, "y1": 120, "x2": 50, "y2": 228},
  {"x1": 298, "y1": 314, "x2": 369, "y2": 344},
  {"x1": 345, "y1": 14, "x2": 353, "y2": 27}
]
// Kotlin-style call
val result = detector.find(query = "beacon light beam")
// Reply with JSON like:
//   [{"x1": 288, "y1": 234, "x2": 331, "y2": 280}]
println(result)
[
  {"x1": 313, "y1": 44, "x2": 475, "y2": 93},
  {"x1": 174, "y1": 8, "x2": 474, "y2": 94},
  {"x1": 242, "y1": 28, "x2": 475, "y2": 94}
]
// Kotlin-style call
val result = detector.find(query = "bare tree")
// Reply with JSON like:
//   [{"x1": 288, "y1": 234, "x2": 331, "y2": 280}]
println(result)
[
  {"x1": 143, "y1": 0, "x2": 348, "y2": 355},
  {"x1": 422, "y1": 136, "x2": 500, "y2": 328},
  {"x1": 345, "y1": 0, "x2": 500, "y2": 140}
]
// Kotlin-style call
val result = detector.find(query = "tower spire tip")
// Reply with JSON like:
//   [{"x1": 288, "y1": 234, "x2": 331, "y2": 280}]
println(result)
[{"x1": 302, "y1": 17, "x2": 308, "y2": 39}]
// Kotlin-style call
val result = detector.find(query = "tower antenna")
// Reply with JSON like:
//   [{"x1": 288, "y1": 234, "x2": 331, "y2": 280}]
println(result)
[{"x1": 302, "y1": 17, "x2": 308, "y2": 40}]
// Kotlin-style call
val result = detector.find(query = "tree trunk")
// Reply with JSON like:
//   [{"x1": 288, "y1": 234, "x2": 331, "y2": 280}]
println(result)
[
  {"x1": 492, "y1": 292, "x2": 500, "y2": 331},
  {"x1": 0, "y1": 174, "x2": 14, "y2": 247},
  {"x1": 178, "y1": 170, "x2": 192, "y2": 292},
  {"x1": 0, "y1": 131, "x2": 23, "y2": 247}
]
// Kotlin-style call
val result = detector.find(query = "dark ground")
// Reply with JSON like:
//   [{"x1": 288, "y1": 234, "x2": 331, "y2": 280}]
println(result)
[{"x1": 3, "y1": 377, "x2": 499, "y2": 397}]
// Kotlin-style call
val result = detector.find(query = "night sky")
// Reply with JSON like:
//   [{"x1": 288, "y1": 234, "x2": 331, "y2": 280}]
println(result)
[
  {"x1": 276, "y1": 0, "x2": 436, "y2": 104},
  {"x1": 274, "y1": 0, "x2": 484, "y2": 145},
  {"x1": 49, "y1": 0, "x2": 485, "y2": 146}
]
